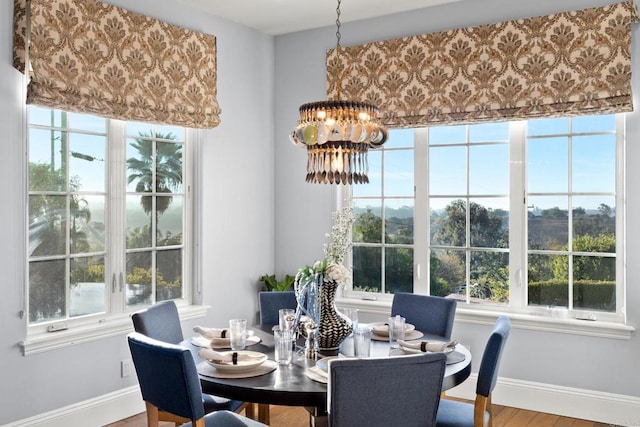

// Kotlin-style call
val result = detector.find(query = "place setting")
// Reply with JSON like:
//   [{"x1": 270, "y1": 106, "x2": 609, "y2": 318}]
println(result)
[
  {"x1": 394, "y1": 338, "x2": 466, "y2": 364},
  {"x1": 305, "y1": 321, "x2": 373, "y2": 384},
  {"x1": 191, "y1": 320, "x2": 262, "y2": 349},
  {"x1": 197, "y1": 347, "x2": 277, "y2": 378},
  {"x1": 305, "y1": 357, "x2": 334, "y2": 384},
  {"x1": 370, "y1": 315, "x2": 424, "y2": 342},
  {"x1": 196, "y1": 318, "x2": 276, "y2": 378}
]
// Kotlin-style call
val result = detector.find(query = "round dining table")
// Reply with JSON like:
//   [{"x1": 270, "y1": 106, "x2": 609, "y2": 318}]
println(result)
[{"x1": 189, "y1": 324, "x2": 472, "y2": 426}]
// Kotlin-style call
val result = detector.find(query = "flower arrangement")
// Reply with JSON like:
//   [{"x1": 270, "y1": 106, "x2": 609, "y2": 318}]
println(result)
[
  {"x1": 296, "y1": 206, "x2": 354, "y2": 286},
  {"x1": 323, "y1": 205, "x2": 354, "y2": 265}
]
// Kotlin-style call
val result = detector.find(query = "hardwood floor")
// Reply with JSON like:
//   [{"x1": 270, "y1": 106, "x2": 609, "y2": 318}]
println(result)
[{"x1": 105, "y1": 401, "x2": 614, "y2": 426}]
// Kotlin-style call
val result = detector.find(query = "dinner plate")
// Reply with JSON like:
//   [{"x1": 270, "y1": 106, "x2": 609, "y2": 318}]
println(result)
[
  {"x1": 370, "y1": 322, "x2": 416, "y2": 337},
  {"x1": 315, "y1": 355, "x2": 342, "y2": 372},
  {"x1": 371, "y1": 329, "x2": 423, "y2": 341},
  {"x1": 191, "y1": 334, "x2": 261, "y2": 349},
  {"x1": 206, "y1": 351, "x2": 268, "y2": 373}
]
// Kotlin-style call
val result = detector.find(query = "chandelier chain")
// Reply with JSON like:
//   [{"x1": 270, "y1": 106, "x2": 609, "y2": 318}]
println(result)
[
  {"x1": 335, "y1": 0, "x2": 342, "y2": 100},
  {"x1": 335, "y1": 0, "x2": 342, "y2": 51}
]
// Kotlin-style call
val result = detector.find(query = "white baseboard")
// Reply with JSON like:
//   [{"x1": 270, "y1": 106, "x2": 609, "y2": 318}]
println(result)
[
  {"x1": 1, "y1": 386, "x2": 145, "y2": 427},
  {"x1": 446, "y1": 374, "x2": 640, "y2": 427},
  {"x1": 4, "y1": 378, "x2": 640, "y2": 427}
]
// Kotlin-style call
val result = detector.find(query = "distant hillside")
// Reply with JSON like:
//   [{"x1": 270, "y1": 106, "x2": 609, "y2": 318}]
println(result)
[{"x1": 354, "y1": 205, "x2": 413, "y2": 219}]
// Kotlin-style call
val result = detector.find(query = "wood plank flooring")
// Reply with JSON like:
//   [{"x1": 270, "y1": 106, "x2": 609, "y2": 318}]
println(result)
[{"x1": 105, "y1": 401, "x2": 614, "y2": 426}]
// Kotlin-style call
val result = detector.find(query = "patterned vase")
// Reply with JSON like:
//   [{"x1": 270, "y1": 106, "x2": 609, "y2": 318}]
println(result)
[{"x1": 317, "y1": 279, "x2": 352, "y2": 351}]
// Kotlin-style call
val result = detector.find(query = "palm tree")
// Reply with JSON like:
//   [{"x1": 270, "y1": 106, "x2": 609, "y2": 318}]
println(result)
[
  {"x1": 126, "y1": 132, "x2": 182, "y2": 305},
  {"x1": 126, "y1": 131, "x2": 182, "y2": 235}
]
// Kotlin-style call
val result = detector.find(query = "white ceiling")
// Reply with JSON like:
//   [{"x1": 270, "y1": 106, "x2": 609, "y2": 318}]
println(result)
[{"x1": 179, "y1": 0, "x2": 464, "y2": 35}]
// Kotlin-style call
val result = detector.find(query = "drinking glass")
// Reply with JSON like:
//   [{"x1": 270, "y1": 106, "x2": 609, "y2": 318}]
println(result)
[
  {"x1": 388, "y1": 315, "x2": 405, "y2": 349},
  {"x1": 279, "y1": 308, "x2": 296, "y2": 331},
  {"x1": 353, "y1": 326, "x2": 372, "y2": 358},
  {"x1": 274, "y1": 329, "x2": 293, "y2": 365},
  {"x1": 341, "y1": 307, "x2": 359, "y2": 333},
  {"x1": 229, "y1": 318, "x2": 247, "y2": 351}
]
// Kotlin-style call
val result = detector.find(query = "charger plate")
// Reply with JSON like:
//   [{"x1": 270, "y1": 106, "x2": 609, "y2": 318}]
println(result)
[
  {"x1": 305, "y1": 366, "x2": 328, "y2": 383},
  {"x1": 396, "y1": 345, "x2": 466, "y2": 365},
  {"x1": 315, "y1": 355, "x2": 343, "y2": 372},
  {"x1": 197, "y1": 359, "x2": 277, "y2": 379}
]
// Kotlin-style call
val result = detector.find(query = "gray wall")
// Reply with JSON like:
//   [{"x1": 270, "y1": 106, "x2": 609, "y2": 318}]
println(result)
[
  {"x1": 0, "y1": 0, "x2": 274, "y2": 424},
  {"x1": 274, "y1": 0, "x2": 640, "y2": 400}
]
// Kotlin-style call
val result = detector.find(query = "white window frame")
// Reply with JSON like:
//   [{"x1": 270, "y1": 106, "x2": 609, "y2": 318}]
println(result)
[
  {"x1": 21, "y1": 111, "x2": 207, "y2": 355},
  {"x1": 338, "y1": 115, "x2": 634, "y2": 340}
]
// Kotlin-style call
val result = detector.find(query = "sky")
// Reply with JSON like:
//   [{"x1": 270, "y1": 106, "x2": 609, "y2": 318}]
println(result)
[{"x1": 353, "y1": 114, "x2": 617, "y2": 213}]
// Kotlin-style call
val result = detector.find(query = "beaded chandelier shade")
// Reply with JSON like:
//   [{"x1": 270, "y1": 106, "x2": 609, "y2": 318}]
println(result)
[{"x1": 289, "y1": 0, "x2": 388, "y2": 184}]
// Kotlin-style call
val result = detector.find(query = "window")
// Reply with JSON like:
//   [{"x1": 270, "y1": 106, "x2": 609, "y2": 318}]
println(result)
[
  {"x1": 347, "y1": 114, "x2": 624, "y2": 321},
  {"x1": 27, "y1": 106, "x2": 193, "y2": 332}
]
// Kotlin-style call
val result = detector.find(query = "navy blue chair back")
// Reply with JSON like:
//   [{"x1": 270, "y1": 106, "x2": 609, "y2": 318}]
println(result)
[
  {"x1": 258, "y1": 291, "x2": 297, "y2": 325},
  {"x1": 391, "y1": 292, "x2": 457, "y2": 339},
  {"x1": 128, "y1": 332, "x2": 204, "y2": 422},
  {"x1": 132, "y1": 300, "x2": 184, "y2": 344},
  {"x1": 476, "y1": 315, "x2": 511, "y2": 398},
  {"x1": 130, "y1": 301, "x2": 248, "y2": 420},
  {"x1": 329, "y1": 353, "x2": 447, "y2": 427}
]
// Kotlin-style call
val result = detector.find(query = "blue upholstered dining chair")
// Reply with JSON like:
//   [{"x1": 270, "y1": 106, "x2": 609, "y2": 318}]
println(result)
[
  {"x1": 328, "y1": 352, "x2": 447, "y2": 427},
  {"x1": 258, "y1": 291, "x2": 297, "y2": 325},
  {"x1": 391, "y1": 292, "x2": 457, "y2": 339},
  {"x1": 436, "y1": 315, "x2": 511, "y2": 427},
  {"x1": 127, "y1": 332, "x2": 266, "y2": 427},
  {"x1": 131, "y1": 301, "x2": 246, "y2": 422}
]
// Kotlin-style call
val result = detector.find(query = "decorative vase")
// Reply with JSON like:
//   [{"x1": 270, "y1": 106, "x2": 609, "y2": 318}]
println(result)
[
  {"x1": 294, "y1": 272, "x2": 353, "y2": 352},
  {"x1": 317, "y1": 279, "x2": 353, "y2": 351}
]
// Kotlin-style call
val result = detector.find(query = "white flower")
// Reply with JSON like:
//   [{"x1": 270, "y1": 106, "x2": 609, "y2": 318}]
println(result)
[
  {"x1": 325, "y1": 263, "x2": 352, "y2": 285},
  {"x1": 323, "y1": 206, "x2": 354, "y2": 265}
]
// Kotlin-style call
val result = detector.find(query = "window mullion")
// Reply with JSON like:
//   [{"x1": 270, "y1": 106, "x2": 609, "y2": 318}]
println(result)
[
  {"x1": 414, "y1": 128, "x2": 429, "y2": 294},
  {"x1": 510, "y1": 120, "x2": 527, "y2": 309},
  {"x1": 108, "y1": 119, "x2": 126, "y2": 314},
  {"x1": 616, "y1": 113, "x2": 626, "y2": 321}
]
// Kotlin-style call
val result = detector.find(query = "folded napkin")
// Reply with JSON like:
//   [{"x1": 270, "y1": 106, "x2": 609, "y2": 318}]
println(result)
[
  {"x1": 197, "y1": 348, "x2": 265, "y2": 365},
  {"x1": 371, "y1": 323, "x2": 390, "y2": 336},
  {"x1": 193, "y1": 325, "x2": 229, "y2": 339},
  {"x1": 194, "y1": 326, "x2": 254, "y2": 347},
  {"x1": 398, "y1": 339, "x2": 458, "y2": 353}
]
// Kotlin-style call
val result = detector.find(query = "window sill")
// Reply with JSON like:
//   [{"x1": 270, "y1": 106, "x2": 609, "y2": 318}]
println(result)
[
  {"x1": 20, "y1": 305, "x2": 209, "y2": 356},
  {"x1": 335, "y1": 296, "x2": 635, "y2": 340}
]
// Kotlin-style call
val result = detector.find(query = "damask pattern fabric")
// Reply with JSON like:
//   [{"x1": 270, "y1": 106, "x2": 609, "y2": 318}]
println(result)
[
  {"x1": 327, "y1": 1, "x2": 637, "y2": 127},
  {"x1": 13, "y1": 0, "x2": 221, "y2": 128}
]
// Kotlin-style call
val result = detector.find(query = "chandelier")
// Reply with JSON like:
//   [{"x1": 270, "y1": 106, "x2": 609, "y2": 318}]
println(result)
[{"x1": 289, "y1": 0, "x2": 388, "y2": 184}]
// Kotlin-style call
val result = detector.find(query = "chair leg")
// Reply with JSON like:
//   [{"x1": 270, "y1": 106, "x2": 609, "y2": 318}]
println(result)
[
  {"x1": 475, "y1": 394, "x2": 489, "y2": 427},
  {"x1": 145, "y1": 401, "x2": 159, "y2": 427},
  {"x1": 158, "y1": 410, "x2": 190, "y2": 426}
]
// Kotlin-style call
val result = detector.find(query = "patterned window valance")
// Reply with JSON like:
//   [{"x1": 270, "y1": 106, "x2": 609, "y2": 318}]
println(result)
[
  {"x1": 327, "y1": 1, "x2": 637, "y2": 127},
  {"x1": 13, "y1": 0, "x2": 221, "y2": 128}
]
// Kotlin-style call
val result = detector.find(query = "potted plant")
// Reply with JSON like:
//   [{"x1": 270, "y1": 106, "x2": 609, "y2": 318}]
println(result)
[{"x1": 259, "y1": 274, "x2": 296, "y2": 292}]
